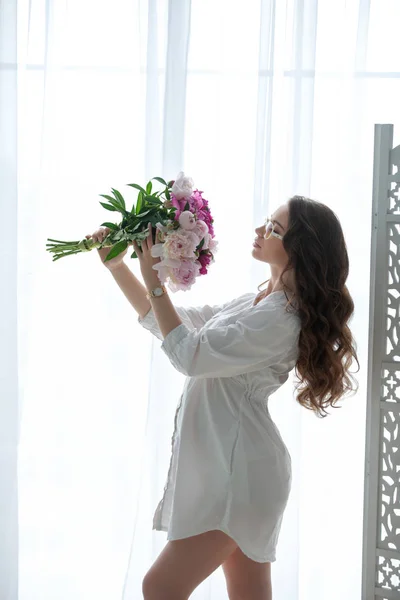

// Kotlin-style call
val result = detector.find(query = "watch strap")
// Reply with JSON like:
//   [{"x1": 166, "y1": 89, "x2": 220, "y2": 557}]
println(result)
[{"x1": 146, "y1": 284, "x2": 167, "y2": 300}]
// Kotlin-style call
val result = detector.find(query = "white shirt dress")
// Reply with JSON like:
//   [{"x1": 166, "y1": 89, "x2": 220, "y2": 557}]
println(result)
[{"x1": 137, "y1": 289, "x2": 301, "y2": 563}]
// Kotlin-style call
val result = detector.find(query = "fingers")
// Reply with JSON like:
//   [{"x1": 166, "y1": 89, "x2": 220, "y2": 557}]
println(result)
[
  {"x1": 87, "y1": 227, "x2": 110, "y2": 244},
  {"x1": 140, "y1": 223, "x2": 152, "y2": 252},
  {"x1": 132, "y1": 239, "x2": 142, "y2": 256},
  {"x1": 147, "y1": 222, "x2": 152, "y2": 247},
  {"x1": 132, "y1": 224, "x2": 152, "y2": 256},
  {"x1": 88, "y1": 227, "x2": 150, "y2": 251}
]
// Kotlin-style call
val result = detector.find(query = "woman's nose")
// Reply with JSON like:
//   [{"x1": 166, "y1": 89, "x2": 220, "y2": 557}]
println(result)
[{"x1": 255, "y1": 225, "x2": 264, "y2": 236}]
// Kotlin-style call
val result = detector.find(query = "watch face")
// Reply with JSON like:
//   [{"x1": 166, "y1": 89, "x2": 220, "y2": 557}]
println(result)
[{"x1": 154, "y1": 287, "x2": 163, "y2": 296}]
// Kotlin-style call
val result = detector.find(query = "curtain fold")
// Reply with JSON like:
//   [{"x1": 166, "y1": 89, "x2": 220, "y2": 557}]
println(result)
[
  {"x1": 1, "y1": 0, "x2": 398, "y2": 598},
  {"x1": 0, "y1": 2, "x2": 18, "y2": 598}
]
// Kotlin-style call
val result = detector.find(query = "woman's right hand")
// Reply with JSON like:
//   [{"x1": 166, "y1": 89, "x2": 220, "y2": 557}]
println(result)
[{"x1": 86, "y1": 227, "x2": 130, "y2": 271}]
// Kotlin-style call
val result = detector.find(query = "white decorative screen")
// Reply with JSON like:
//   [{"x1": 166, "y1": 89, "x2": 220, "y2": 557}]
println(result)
[{"x1": 363, "y1": 124, "x2": 400, "y2": 600}]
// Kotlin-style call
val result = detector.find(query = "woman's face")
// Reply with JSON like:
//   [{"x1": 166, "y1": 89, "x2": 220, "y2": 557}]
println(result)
[{"x1": 252, "y1": 203, "x2": 289, "y2": 266}]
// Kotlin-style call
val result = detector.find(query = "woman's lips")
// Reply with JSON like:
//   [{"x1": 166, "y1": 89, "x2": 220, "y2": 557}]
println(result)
[{"x1": 253, "y1": 240, "x2": 261, "y2": 248}]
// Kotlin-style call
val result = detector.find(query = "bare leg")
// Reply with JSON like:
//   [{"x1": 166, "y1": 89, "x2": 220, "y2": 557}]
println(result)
[
  {"x1": 142, "y1": 529, "x2": 238, "y2": 600},
  {"x1": 222, "y1": 545, "x2": 272, "y2": 600}
]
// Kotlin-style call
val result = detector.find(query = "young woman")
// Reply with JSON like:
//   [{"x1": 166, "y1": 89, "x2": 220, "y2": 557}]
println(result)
[{"x1": 87, "y1": 195, "x2": 359, "y2": 600}]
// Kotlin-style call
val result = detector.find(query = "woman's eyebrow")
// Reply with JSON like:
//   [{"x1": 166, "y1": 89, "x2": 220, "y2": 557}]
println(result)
[{"x1": 272, "y1": 217, "x2": 285, "y2": 231}]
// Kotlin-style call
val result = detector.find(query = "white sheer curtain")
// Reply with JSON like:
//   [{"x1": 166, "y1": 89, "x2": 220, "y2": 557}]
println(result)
[{"x1": 1, "y1": 0, "x2": 399, "y2": 598}]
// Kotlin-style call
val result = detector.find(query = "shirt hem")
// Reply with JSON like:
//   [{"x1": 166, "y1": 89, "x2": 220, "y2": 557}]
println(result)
[{"x1": 152, "y1": 522, "x2": 277, "y2": 563}]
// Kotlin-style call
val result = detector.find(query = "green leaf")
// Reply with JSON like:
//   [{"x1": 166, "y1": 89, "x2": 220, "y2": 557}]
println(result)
[
  {"x1": 130, "y1": 250, "x2": 138, "y2": 259},
  {"x1": 146, "y1": 181, "x2": 152, "y2": 195},
  {"x1": 144, "y1": 195, "x2": 161, "y2": 204},
  {"x1": 99, "y1": 194, "x2": 124, "y2": 212},
  {"x1": 153, "y1": 176, "x2": 167, "y2": 186},
  {"x1": 127, "y1": 213, "x2": 158, "y2": 237},
  {"x1": 135, "y1": 208, "x2": 153, "y2": 218},
  {"x1": 184, "y1": 201, "x2": 190, "y2": 211},
  {"x1": 165, "y1": 188, "x2": 171, "y2": 200},
  {"x1": 136, "y1": 191, "x2": 143, "y2": 215},
  {"x1": 100, "y1": 222, "x2": 119, "y2": 230},
  {"x1": 111, "y1": 188, "x2": 126, "y2": 210},
  {"x1": 99, "y1": 202, "x2": 118, "y2": 212},
  {"x1": 99, "y1": 194, "x2": 117, "y2": 203},
  {"x1": 127, "y1": 183, "x2": 146, "y2": 195},
  {"x1": 103, "y1": 239, "x2": 128, "y2": 262},
  {"x1": 131, "y1": 222, "x2": 143, "y2": 232},
  {"x1": 112, "y1": 230, "x2": 124, "y2": 241}
]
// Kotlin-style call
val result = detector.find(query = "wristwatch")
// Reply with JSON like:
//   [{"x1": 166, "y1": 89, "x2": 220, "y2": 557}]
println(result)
[{"x1": 146, "y1": 284, "x2": 167, "y2": 300}]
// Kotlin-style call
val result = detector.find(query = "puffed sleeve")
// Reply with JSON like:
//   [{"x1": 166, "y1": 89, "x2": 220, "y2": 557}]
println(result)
[
  {"x1": 137, "y1": 293, "x2": 254, "y2": 341},
  {"x1": 159, "y1": 302, "x2": 300, "y2": 379}
]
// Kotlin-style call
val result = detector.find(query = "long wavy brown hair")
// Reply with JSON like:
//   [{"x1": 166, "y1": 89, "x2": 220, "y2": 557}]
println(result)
[{"x1": 259, "y1": 195, "x2": 360, "y2": 418}]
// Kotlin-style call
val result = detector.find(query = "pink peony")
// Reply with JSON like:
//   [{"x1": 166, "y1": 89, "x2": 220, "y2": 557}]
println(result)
[
  {"x1": 207, "y1": 222, "x2": 215, "y2": 237},
  {"x1": 195, "y1": 204, "x2": 214, "y2": 233},
  {"x1": 198, "y1": 252, "x2": 212, "y2": 275},
  {"x1": 191, "y1": 190, "x2": 204, "y2": 209},
  {"x1": 170, "y1": 194, "x2": 182, "y2": 220},
  {"x1": 162, "y1": 230, "x2": 199, "y2": 260},
  {"x1": 169, "y1": 259, "x2": 201, "y2": 291},
  {"x1": 170, "y1": 194, "x2": 192, "y2": 221}
]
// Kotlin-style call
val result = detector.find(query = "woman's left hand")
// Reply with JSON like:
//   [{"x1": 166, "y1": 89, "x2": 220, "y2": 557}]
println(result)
[{"x1": 132, "y1": 222, "x2": 162, "y2": 288}]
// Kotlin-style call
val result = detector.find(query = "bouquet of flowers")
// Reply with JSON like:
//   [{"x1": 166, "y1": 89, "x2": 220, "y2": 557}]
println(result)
[{"x1": 46, "y1": 172, "x2": 218, "y2": 292}]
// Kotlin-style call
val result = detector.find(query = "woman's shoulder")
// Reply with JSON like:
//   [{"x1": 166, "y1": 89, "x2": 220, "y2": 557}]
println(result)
[
  {"x1": 250, "y1": 290, "x2": 301, "y2": 331},
  {"x1": 228, "y1": 290, "x2": 299, "y2": 320},
  {"x1": 221, "y1": 292, "x2": 256, "y2": 311},
  {"x1": 214, "y1": 290, "x2": 299, "y2": 324}
]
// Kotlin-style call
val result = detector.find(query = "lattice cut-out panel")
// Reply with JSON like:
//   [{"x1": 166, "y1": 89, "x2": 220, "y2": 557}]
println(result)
[
  {"x1": 378, "y1": 407, "x2": 400, "y2": 551},
  {"x1": 388, "y1": 145, "x2": 400, "y2": 214},
  {"x1": 382, "y1": 367, "x2": 400, "y2": 403},
  {"x1": 376, "y1": 554, "x2": 400, "y2": 596},
  {"x1": 389, "y1": 181, "x2": 400, "y2": 214},
  {"x1": 387, "y1": 224, "x2": 400, "y2": 359}
]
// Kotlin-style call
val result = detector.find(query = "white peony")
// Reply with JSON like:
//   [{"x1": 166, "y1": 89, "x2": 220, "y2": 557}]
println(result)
[
  {"x1": 171, "y1": 171, "x2": 194, "y2": 200},
  {"x1": 178, "y1": 210, "x2": 197, "y2": 230},
  {"x1": 208, "y1": 237, "x2": 218, "y2": 255},
  {"x1": 193, "y1": 219, "x2": 208, "y2": 239},
  {"x1": 201, "y1": 231, "x2": 210, "y2": 250},
  {"x1": 163, "y1": 230, "x2": 199, "y2": 260},
  {"x1": 150, "y1": 243, "x2": 165, "y2": 258}
]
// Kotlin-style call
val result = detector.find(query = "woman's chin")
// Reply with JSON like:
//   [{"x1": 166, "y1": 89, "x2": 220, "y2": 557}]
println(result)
[{"x1": 251, "y1": 249, "x2": 269, "y2": 263}]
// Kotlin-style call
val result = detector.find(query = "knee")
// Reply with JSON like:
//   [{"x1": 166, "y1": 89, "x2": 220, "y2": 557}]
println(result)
[
  {"x1": 142, "y1": 573, "x2": 160, "y2": 600},
  {"x1": 142, "y1": 572, "x2": 159, "y2": 600}
]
